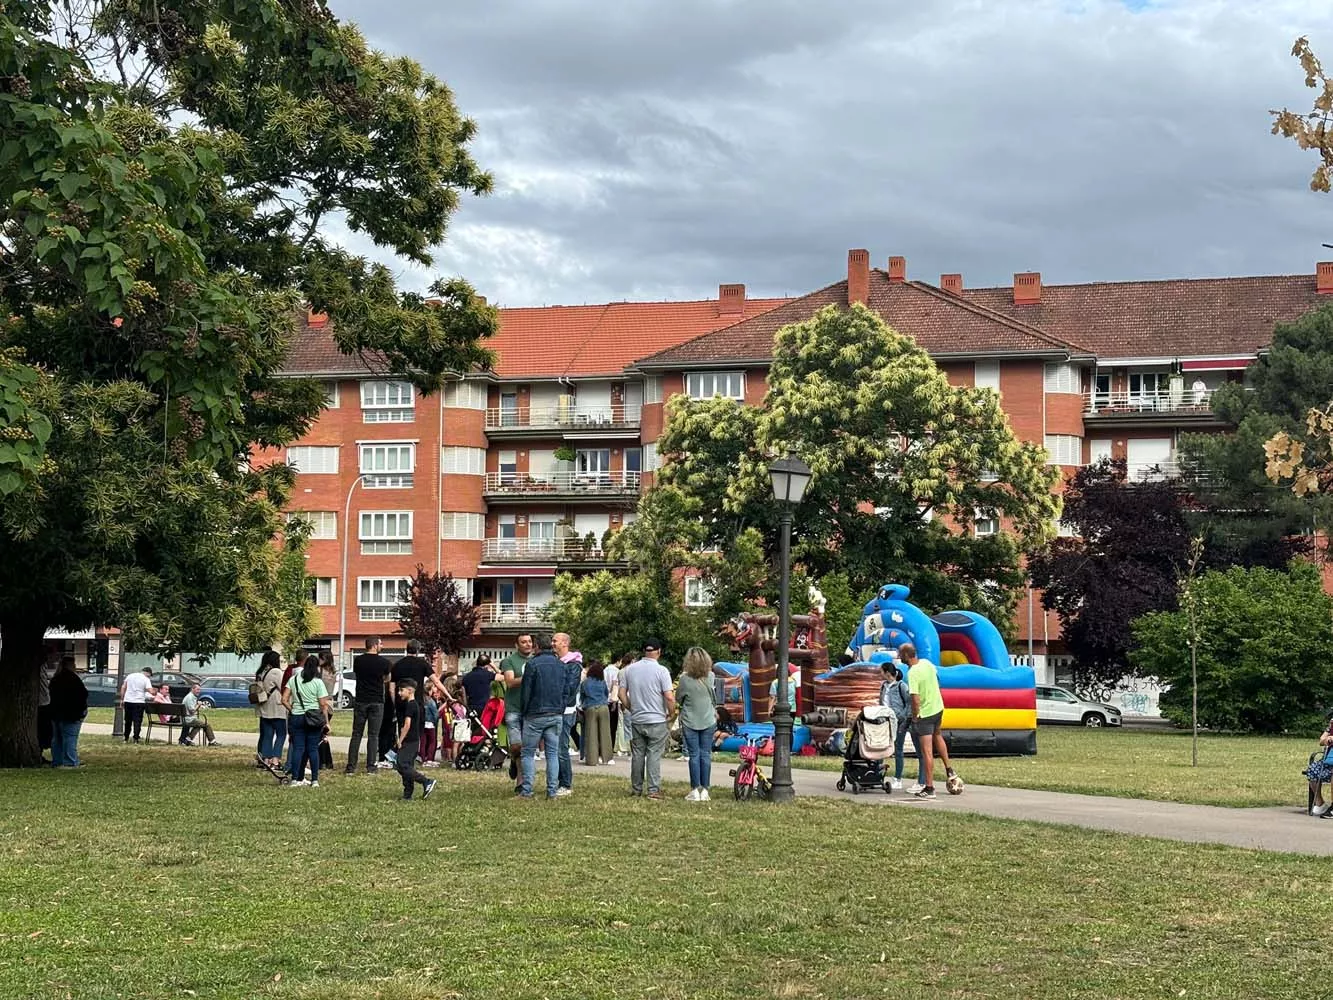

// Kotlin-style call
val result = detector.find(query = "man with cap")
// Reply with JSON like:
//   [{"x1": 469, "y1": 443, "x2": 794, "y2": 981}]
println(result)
[{"x1": 618, "y1": 638, "x2": 675, "y2": 799}]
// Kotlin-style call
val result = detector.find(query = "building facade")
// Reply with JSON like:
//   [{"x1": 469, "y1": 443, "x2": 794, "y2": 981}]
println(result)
[{"x1": 276, "y1": 252, "x2": 1329, "y2": 664}]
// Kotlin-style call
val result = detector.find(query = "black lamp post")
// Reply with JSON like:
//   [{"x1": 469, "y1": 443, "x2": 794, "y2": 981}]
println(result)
[{"x1": 767, "y1": 452, "x2": 812, "y2": 804}]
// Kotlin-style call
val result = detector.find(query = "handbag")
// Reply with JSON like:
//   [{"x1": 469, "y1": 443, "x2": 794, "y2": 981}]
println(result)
[{"x1": 292, "y1": 676, "x2": 325, "y2": 730}]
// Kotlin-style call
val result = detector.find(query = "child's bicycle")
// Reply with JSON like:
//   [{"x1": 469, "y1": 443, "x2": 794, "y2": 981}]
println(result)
[{"x1": 728, "y1": 733, "x2": 773, "y2": 801}]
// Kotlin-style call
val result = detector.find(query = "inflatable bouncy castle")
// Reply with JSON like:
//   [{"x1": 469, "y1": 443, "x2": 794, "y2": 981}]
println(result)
[{"x1": 818, "y1": 583, "x2": 1036, "y2": 756}]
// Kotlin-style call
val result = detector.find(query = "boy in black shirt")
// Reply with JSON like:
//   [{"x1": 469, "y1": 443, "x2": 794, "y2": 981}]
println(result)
[{"x1": 395, "y1": 679, "x2": 437, "y2": 801}]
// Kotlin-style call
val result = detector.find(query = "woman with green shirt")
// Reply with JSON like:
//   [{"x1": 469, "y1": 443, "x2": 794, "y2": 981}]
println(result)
[
  {"x1": 676, "y1": 647, "x2": 718, "y2": 802},
  {"x1": 281, "y1": 654, "x2": 331, "y2": 787}
]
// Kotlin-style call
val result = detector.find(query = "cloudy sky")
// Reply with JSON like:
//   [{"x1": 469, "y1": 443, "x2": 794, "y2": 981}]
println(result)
[{"x1": 329, "y1": 0, "x2": 1333, "y2": 307}]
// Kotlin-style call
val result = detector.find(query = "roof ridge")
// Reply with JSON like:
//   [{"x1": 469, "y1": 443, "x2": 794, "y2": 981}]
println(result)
[
  {"x1": 632, "y1": 279, "x2": 846, "y2": 367},
  {"x1": 898, "y1": 276, "x2": 1095, "y2": 355},
  {"x1": 561, "y1": 302, "x2": 616, "y2": 379},
  {"x1": 965, "y1": 273, "x2": 1315, "y2": 293}
]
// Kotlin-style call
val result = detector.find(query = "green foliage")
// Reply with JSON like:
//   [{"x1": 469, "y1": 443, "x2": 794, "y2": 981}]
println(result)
[
  {"x1": 0, "y1": 3, "x2": 495, "y2": 765},
  {"x1": 548, "y1": 571, "x2": 721, "y2": 671},
  {"x1": 398, "y1": 568, "x2": 479, "y2": 657},
  {"x1": 1131, "y1": 563, "x2": 1333, "y2": 734},
  {"x1": 816, "y1": 572, "x2": 872, "y2": 653},
  {"x1": 658, "y1": 305, "x2": 1059, "y2": 615}
]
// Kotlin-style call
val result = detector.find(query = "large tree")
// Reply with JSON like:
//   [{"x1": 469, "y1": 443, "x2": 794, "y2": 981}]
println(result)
[
  {"x1": 397, "y1": 568, "x2": 479, "y2": 659},
  {"x1": 656, "y1": 304, "x2": 1060, "y2": 623},
  {"x1": 0, "y1": 3, "x2": 496, "y2": 765},
  {"x1": 1272, "y1": 36, "x2": 1333, "y2": 193},
  {"x1": 1028, "y1": 460, "x2": 1192, "y2": 695}
]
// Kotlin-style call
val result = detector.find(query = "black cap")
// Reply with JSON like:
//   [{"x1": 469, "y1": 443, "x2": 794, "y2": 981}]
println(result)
[{"x1": 643, "y1": 637, "x2": 663, "y2": 652}]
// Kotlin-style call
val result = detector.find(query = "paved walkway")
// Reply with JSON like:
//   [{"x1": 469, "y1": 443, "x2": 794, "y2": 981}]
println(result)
[{"x1": 83, "y1": 723, "x2": 1333, "y2": 856}]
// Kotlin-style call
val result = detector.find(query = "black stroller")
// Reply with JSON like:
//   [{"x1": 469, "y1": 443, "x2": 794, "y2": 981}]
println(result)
[
  {"x1": 836, "y1": 705, "x2": 895, "y2": 794},
  {"x1": 453, "y1": 699, "x2": 508, "y2": 771}
]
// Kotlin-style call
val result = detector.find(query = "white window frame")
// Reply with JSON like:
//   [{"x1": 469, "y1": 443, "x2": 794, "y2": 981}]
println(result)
[
  {"x1": 643, "y1": 442, "x2": 659, "y2": 472},
  {"x1": 1044, "y1": 434, "x2": 1082, "y2": 467},
  {"x1": 974, "y1": 511, "x2": 999, "y2": 538},
  {"x1": 359, "y1": 442, "x2": 415, "y2": 488},
  {"x1": 360, "y1": 380, "x2": 416, "y2": 423},
  {"x1": 443, "y1": 380, "x2": 487, "y2": 410},
  {"x1": 1043, "y1": 363, "x2": 1080, "y2": 394},
  {"x1": 974, "y1": 362, "x2": 1001, "y2": 393},
  {"x1": 684, "y1": 576, "x2": 717, "y2": 607},
  {"x1": 358, "y1": 576, "x2": 412, "y2": 622},
  {"x1": 310, "y1": 577, "x2": 337, "y2": 606},
  {"x1": 644, "y1": 376, "x2": 663, "y2": 404},
  {"x1": 686, "y1": 371, "x2": 745, "y2": 400},
  {"x1": 289, "y1": 510, "x2": 337, "y2": 540},
  {"x1": 287, "y1": 446, "x2": 339, "y2": 474},
  {"x1": 441, "y1": 446, "x2": 485, "y2": 476},
  {"x1": 322, "y1": 381, "x2": 340, "y2": 408},
  {"x1": 440, "y1": 512, "x2": 484, "y2": 540},
  {"x1": 360, "y1": 511, "x2": 413, "y2": 554}
]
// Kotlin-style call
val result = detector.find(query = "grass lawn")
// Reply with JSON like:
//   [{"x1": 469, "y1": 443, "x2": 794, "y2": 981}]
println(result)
[
  {"x1": 3, "y1": 739, "x2": 1330, "y2": 1000},
  {"x1": 754, "y1": 727, "x2": 1313, "y2": 808},
  {"x1": 85, "y1": 707, "x2": 355, "y2": 739}
]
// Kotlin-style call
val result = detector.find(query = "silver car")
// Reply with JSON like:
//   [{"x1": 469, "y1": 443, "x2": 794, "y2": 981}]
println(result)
[{"x1": 1036, "y1": 686, "x2": 1123, "y2": 728}]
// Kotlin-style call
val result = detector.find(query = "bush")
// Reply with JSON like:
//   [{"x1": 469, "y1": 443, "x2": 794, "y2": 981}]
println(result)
[{"x1": 1131, "y1": 563, "x2": 1333, "y2": 733}]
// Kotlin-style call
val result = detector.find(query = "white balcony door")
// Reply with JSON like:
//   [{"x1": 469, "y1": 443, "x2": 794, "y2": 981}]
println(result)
[
  {"x1": 529, "y1": 518, "x2": 558, "y2": 557},
  {"x1": 498, "y1": 515, "x2": 517, "y2": 553},
  {"x1": 574, "y1": 513, "x2": 611, "y2": 544},
  {"x1": 578, "y1": 382, "x2": 612, "y2": 424},
  {"x1": 624, "y1": 382, "x2": 644, "y2": 420},
  {"x1": 499, "y1": 393, "x2": 518, "y2": 426},
  {"x1": 527, "y1": 578, "x2": 554, "y2": 608},
  {"x1": 576, "y1": 448, "x2": 611, "y2": 480},
  {"x1": 499, "y1": 450, "x2": 517, "y2": 476},
  {"x1": 1127, "y1": 438, "x2": 1172, "y2": 478},
  {"x1": 1090, "y1": 439, "x2": 1113, "y2": 466}
]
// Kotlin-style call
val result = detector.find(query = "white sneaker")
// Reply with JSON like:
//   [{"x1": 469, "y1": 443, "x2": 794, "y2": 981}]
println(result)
[
  {"x1": 289, "y1": 779, "x2": 309, "y2": 787},
  {"x1": 890, "y1": 778, "x2": 903, "y2": 790},
  {"x1": 555, "y1": 787, "x2": 572, "y2": 797},
  {"x1": 685, "y1": 788, "x2": 701, "y2": 802},
  {"x1": 309, "y1": 781, "x2": 320, "y2": 788},
  {"x1": 907, "y1": 782, "x2": 924, "y2": 794},
  {"x1": 1315, "y1": 802, "x2": 1332, "y2": 817},
  {"x1": 700, "y1": 788, "x2": 710, "y2": 802}
]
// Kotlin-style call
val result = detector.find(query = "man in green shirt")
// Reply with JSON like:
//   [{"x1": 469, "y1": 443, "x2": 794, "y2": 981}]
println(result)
[
  {"x1": 901, "y1": 642, "x2": 956, "y2": 800},
  {"x1": 500, "y1": 633, "x2": 533, "y2": 785}
]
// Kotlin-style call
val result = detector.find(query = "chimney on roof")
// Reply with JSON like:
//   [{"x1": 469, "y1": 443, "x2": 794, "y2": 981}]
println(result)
[
  {"x1": 475, "y1": 294, "x2": 488, "y2": 307},
  {"x1": 718, "y1": 283, "x2": 746, "y2": 315},
  {"x1": 306, "y1": 308, "x2": 328, "y2": 328},
  {"x1": 940, "y1": 273, "x2": 963, "y2": 296},
  {"x1": 1013, "y1": 271, "x2": 1041, "y2": 306},
  {"x1": 1319, "y1": 262, "x2": 1333, "y2": 295},
  {"x1": 847, "y1": 249, "x2": 870, "y2": 306},
  {"x1": 887, "y1": 256, "x2": 907, "y2": 283}
]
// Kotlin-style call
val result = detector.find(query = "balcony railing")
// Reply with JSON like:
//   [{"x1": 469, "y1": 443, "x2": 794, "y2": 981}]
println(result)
[
  {"x1": 1084, "y1": 388, "x2": 1214, "y2": 415},
  {"x1": 485, "y1": 404, "x2": 643, "y2": 431},
  {"x1": 477, "y1": 603, "x2": 551, "y2": 626},
  {"x1": 480, "y1": 537, "x2": 619, "y2": 563},
  {"x1": 483, "y1": 470, "x2": 642, "y2": 496}
]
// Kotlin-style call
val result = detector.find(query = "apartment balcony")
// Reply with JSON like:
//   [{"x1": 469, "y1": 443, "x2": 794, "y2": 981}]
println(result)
[
  {"x1": 1082, "y1": 389, "x2": 1224, "y2": 428},
  {"x1": 482, "y1": 470, "x2": 642, "y2": 504},
  {"x1": 479, "y1": 536, "x2": 628, "y2": 567},
  {"x1": 484, "y1": 404, "x2": 642, "y2": 439},
  {"x1": 477, "y1": 603, "x2": 552, "y2": 633}
]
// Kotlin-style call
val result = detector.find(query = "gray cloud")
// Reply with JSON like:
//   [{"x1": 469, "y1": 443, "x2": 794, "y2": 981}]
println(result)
[{"x1": 328, "y1": 0, "x2": 1333, "y2": 305}]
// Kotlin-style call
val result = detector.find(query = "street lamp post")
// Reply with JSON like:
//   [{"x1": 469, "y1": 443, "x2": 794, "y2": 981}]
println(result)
[
  {"x1": 337, "y1": 474, "x2": 368, "y2": 676},
  {"x1": 767, "y1": 453, "x2": 813, "y2": 804}
]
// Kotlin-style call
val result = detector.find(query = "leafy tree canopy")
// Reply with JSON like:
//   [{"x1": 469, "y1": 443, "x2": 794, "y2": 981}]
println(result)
[
  {"x1": 0, "y1": 1, "x2": 496, "y2": 765},
  {"x1": 1132, "y1": 562, "x2": 1333, "y2": 734},
  {"x1": 657, "y1": 304, "x2": 1059, "y2": 623},
  {"x1": 397, "y1": 568, "x2": 479, "y2": 659}
]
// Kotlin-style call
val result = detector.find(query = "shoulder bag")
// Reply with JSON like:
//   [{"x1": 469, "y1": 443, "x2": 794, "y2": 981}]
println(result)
[{"x1": 292, "y1": 676, "x2": 326, "y2": 730}]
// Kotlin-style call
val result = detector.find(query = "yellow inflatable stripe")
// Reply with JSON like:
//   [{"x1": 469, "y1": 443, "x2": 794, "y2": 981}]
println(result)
[
  {"x1": 938, "y1": 650, "x2": 969, "y2": 667},
  {"x1": 940, "y1": 708, "x2": 1037, "y2": 731}
]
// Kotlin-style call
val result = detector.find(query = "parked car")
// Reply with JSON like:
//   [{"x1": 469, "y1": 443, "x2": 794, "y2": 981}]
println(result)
[
  {"x1": 151, "y1": 671, "x2": 203, "y2": 700},
  {"x1": 336, "y1": 671, "x2": 356, "y2": 709},
  {"x1": 81, "y1": 672, "x2": 122, "y2": 708},
  {"x1": 1035, "y1": 685, "x2": 1122, "y2": 728},
  {"x1": 195, "y1": 676, "x2": 254, "y2": 710}
]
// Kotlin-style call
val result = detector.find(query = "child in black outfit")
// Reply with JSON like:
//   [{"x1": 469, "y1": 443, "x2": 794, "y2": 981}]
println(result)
[{"x1": 395, "y1": 680, "x2": 437, "y2": 801}]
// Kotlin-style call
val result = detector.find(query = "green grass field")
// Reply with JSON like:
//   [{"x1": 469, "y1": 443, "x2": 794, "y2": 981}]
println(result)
[
  {"x1": 769, "y1": 727, "x2": 1314, "y2": 808},
  {"x1": 2, "y1": 739, "x2": 1329, "y2": 1000},
  {"x1": 86, "y1": 706, "x2": 356, "y2": 738}
]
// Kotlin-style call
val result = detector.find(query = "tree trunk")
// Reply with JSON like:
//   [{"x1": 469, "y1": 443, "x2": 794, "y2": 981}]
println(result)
[{"x1": 0, "y1": 619, "x2": 48, "y2": 768}]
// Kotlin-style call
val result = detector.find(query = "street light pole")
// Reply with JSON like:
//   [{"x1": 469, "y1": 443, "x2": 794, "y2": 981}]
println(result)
[
  {"x1": 338, "y1": 474, "x2": 367, "y2": 675},
  {"x1": 770, "y1": 506, "x2": 796, "y2": 803},
  {"x1": 767, "y1": 453, "x2": 812, "y2": 805}
]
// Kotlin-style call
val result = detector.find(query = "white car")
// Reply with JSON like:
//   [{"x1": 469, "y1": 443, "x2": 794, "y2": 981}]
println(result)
[
  {"x1": 1036, "y1": 686, "x2": 1122, "y2": 728},
  {"x1": 335, "y1": 670, "x2": 356, "y2": 709}
]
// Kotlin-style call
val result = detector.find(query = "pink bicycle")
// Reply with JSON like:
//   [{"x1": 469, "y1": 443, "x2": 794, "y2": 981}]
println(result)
[{"x1": 728, "y1": 733, "x2": 773, "y2": 801}]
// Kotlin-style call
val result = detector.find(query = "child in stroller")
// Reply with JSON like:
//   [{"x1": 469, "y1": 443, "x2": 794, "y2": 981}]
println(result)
[
  {"x1": 836, "y1": 704, "x2": 896, "y2": 794},
  {"x1": 453, "y1": 695, "x2": 509, "y2": 771}
]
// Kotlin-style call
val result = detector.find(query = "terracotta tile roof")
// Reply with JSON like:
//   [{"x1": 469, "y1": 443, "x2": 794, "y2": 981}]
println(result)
[
  {"x1": 633, "y1": 270, "x2": 1090, "y2": 369},
  {"x1": 282, "y1": 314, "x2": 391, "y2": 377},
  {"x1": 281, "y1": 295, "x2": 790, "y2": 379},
  {"x1": 964, "y1": 274, "x2": 1323, "y2": 360}
]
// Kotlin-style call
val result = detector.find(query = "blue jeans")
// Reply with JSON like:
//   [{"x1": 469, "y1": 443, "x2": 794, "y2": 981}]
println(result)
[
  {"x1": 288, "y1": 716, "x2": 321, "y2": 782},
  {"x1": 558, "y1": 712, "x2": 575, "y2": 789},
  {"x1": 505, "y1": 710, "x2": 524, "y2": 748},
  {"x1": 258, "y1": 716, "x2": 286, "y2": 760},
  {"x1": 683, "y1": 725, "x2": 715, "y2": 790},
  {"x1": 51, "y1": 719, "x2": 82, "y2": 767},
  {"x1": 893, "y1": 715, "x2": 909, "y2": 780},
  {"x1": 520, "y1": 714, "x2": 561, "y2": 797}
]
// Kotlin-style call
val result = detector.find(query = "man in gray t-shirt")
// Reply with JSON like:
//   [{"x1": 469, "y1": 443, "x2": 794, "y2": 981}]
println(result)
[{"x1": 619, "y1": 639, "x2": 676, "y2": 798}]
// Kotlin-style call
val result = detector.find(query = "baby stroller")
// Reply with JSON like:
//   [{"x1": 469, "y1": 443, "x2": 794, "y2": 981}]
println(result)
[
  {"x1": 836, "y1": 705, "x2": 896, "y2": 795},
  {"x1": 453, "y1": 697, "x2": 508, "y2": 771}
]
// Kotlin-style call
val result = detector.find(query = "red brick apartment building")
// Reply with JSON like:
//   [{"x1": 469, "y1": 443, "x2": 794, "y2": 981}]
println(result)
[{"x1": 275, "y1": 250, "x2": 1329, "y2": 666}]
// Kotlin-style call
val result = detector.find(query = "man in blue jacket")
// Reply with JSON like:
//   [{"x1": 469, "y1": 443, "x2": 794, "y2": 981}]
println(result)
[{"x1": 518, "y1": 633, "x2": 567, "y2": 800}]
